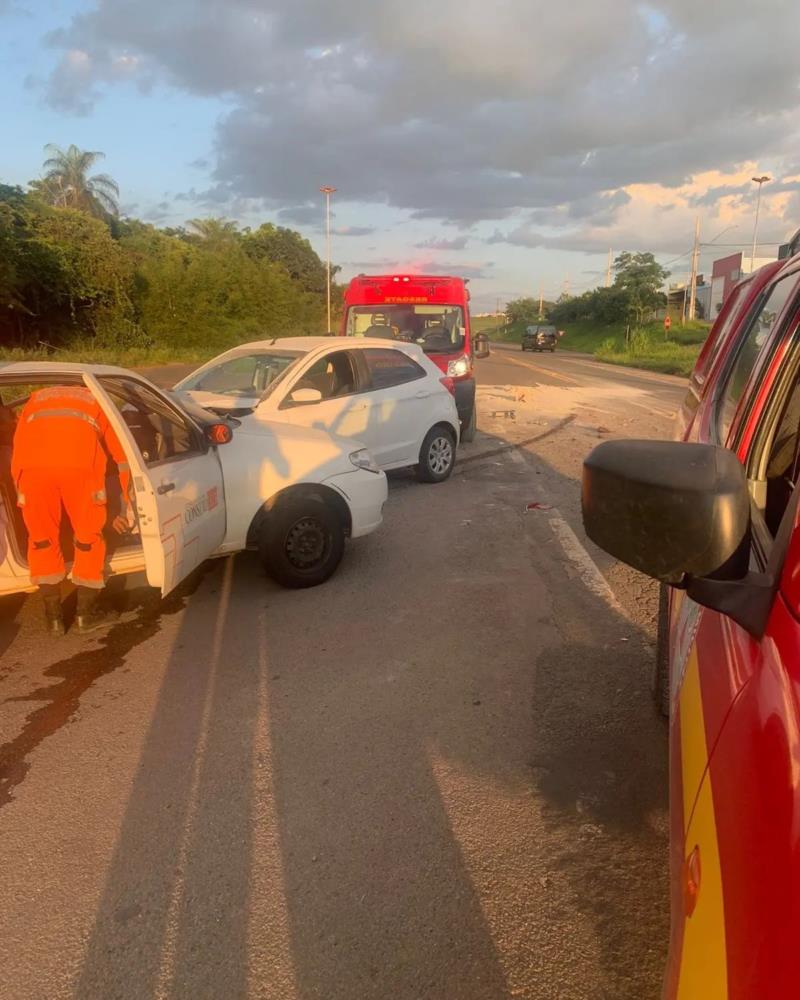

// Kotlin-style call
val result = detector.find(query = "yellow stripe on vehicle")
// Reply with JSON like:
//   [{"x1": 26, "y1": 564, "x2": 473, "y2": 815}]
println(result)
[{"x1": 676, "y1": 651, "x2": 728, "y2": 1000}]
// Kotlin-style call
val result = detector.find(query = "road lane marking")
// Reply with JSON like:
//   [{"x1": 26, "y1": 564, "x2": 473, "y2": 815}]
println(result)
[
  {"x1": 508, "y1": 445, "x2": 629, "y2": 618},
  {"x1": 497, "y1": 351, "x2": 580, "y2": 386}
]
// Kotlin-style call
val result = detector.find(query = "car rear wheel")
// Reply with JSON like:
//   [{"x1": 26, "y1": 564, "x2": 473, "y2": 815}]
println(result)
[
  {"x1": 259, "y1": 495, "x2": 345, "y2": 588},
  {"x1": 654, "y1": 583, "x2": 670, "y2": 717},
  {"x1": 417, "y1": 426, "x2": 456, "y2": 483}
]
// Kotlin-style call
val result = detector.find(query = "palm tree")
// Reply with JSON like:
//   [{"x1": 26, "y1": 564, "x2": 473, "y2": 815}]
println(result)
[
  {"x1": 34, "y1": 144, "x2": 120, "y2": 218},
  {"x1": 187, "y1": 218, "x2": 239, "y2": 242}
]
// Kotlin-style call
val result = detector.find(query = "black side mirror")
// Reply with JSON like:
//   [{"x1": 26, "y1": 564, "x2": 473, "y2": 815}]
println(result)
[
  {"x1": 582, "y1": 440, "x2": 750, "y2": 583},
  {"x1": 582, "y1": 440, "x2": 784, "y2": 638}
]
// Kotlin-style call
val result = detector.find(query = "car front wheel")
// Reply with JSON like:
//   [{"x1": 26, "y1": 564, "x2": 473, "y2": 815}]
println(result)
[
  {"x1": 460, "y1": 405, "x2": 477, "y2": 443},
  {"x1": 259, "y1": 495, "x2": 345, "y2": 588},
  {"x1": 417, "y1": 426, "x2": 456, "y2": 483}
]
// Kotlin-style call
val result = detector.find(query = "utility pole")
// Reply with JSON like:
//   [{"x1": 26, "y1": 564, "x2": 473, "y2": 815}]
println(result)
[
  {"x1": 605, "y1": 248, "x2": 613, "y2": 288},
  {"x1": 496, "y1": 296, "x2": 501, "y2": 334},
  {"x1": 320, "y1": 185, "x2": 336, "y2": 332},
  {"x1": 538, "y1": 284, "x2": 544, "y2": 319},
  {"x1": 750, "y1": 175, "x2": 771, "y2": 272},
  {"x1": 687, "y1": 217, "x2": 700, "y2": 322}
]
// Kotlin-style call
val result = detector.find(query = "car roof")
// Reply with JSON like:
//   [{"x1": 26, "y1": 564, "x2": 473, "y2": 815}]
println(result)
[
  {"x1": 221, "y1": 336, "x2": 430, "y2": 358},
  {"x1": 0, "y1": 361, "x2": 135, "y2": 377}
]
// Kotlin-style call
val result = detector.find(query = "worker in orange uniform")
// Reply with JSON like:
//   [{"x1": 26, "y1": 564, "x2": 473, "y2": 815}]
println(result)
[{"x1": 11, "y1": 385, "x2": 134, "y2": 635}]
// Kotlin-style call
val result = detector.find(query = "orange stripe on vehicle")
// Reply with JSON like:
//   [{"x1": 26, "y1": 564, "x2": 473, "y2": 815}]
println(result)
[
  {"x1": 679, "y1": 649, "x2": 707, "y2": 827},
  {"x1": 676, "y1": 652, "x2": 728, "y2": 999}
]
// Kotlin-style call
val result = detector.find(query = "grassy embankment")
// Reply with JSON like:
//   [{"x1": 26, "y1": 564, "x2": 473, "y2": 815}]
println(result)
[{"x1": 473, "y1": 315, "x2": 710, "y2": 377}]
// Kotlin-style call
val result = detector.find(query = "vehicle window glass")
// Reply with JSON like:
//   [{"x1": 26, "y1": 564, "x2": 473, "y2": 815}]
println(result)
[
  {"x1": 346, "y1": 305, "x2": 465, "y2": 355},
  {"x1": 292, "y1": 351, "x2": 358, "y2": 401},
  {"x1": 763, "y1": 377, "x2": 800, "y2": 536},
  {"x1": 717, "y1": 275, "x2": 798, "y2": 443},
  {"x1": 363, "y1": 348, "x2": 426, "y2": 390},
  {"x1": 181, "y1": 352, "x2": 299, "y2": 397},
  {"x1": 698, "y1": 281, "x2": 748, "y2": 383},
  {"x1": 100, "y1": 377, "x2": 199, "y2": 466}
]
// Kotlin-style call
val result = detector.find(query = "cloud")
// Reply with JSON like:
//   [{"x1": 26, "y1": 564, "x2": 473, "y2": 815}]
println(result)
[
  {"x1": 38, "y1": 0, "x2": 800, "y2": 237},
  {"x1": 414, "y1": 236, "x2": 470, "y2": 250},
  {"x1": 333, "y1": 225, "x2": 376, "y2": 236},
  {"x1": 343, "y1": 257, "x2": 492, "y2": 279}
]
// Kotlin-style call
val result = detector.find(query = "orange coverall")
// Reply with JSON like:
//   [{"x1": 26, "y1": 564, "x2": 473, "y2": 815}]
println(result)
[{"x1": 11, "y1": 386, "x2": 131, "y2": 589}]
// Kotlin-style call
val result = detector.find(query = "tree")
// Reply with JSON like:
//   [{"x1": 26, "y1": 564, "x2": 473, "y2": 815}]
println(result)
[
  {"x1": 505, "y1": 296, "x2": 544, "y2": 326},
  {"x1": 186, "y1": 217, "x2": 240, "y2": 244},
  {"x1": 31, "y1": 144, "x2": 120, "y2": 219},
  {"x1": 242, "y1": 223, "x2": 330, "y2": 295},
  {"x1": 612, "y1": 251, "x2": 669, "y2": 325}
]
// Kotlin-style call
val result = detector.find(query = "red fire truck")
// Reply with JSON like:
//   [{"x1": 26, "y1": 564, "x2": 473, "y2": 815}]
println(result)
[{"x1": 340, "y1": 274, "x2": 477, "y2": 441}]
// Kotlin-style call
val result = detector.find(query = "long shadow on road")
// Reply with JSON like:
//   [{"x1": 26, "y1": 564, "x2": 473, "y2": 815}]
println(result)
[{"x1": 58, "y1": 429, "x2": 668, "y2": 1000}]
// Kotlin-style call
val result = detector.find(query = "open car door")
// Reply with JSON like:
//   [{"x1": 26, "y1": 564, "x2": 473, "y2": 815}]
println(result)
[{"x1": 86, "y1": 373, "x2": 226, "y2": 596}]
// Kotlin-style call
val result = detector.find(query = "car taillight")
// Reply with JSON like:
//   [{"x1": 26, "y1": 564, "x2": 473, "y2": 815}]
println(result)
[{"x1": 439, "y1": 376, "x2": 456, "y2": 396}]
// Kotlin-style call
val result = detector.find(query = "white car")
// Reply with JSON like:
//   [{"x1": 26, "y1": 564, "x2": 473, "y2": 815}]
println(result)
[
  {"x1": 0, "y1": 362, "x2": 387, "y2": 595},
  {"x1": 175, "y1": 337, "x2": 461, "y2": 483}
]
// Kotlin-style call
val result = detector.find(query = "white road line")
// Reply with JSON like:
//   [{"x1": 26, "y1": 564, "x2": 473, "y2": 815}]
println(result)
[{"x1": 510, "y1": 444, "x2": 629, "y2": 619}]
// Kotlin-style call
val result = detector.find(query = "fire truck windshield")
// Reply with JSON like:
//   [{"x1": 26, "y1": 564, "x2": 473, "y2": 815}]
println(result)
[{"x1": 345, "y1": 304, "x2": 466, "y2": 355}]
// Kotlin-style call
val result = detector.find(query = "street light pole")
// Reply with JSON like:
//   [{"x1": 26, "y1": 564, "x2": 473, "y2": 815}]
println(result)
[
  {"x1": 750, "y1": 175, "x2": 770, "y2": 273},
  {"x1": 320, "y1": 185, "x2": 336, "y2": 332}
]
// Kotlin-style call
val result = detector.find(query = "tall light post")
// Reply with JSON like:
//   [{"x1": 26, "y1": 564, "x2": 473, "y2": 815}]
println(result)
[
  {"x1": 320, "y1": 185, "x2": 336, "y2": 332},
  {"x1": 750, "y1": 175, "x2": 771, "y2": 272}
]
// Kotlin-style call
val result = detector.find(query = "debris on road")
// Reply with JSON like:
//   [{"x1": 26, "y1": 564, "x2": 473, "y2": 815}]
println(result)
[{"x1": 525, "y1": 502, "x2": 554, "y2": 512}]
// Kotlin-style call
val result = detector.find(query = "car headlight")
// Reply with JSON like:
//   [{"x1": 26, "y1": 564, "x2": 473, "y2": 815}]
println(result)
[
  {"x1": 349, "y1": 449, "x2": 381, "y2": 474},
  {"x1": 447, "y1": 355, "x2": 471, "y2": 377}
]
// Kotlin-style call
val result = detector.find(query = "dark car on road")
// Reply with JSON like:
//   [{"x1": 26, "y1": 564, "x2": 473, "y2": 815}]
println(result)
[{"x1": 522, "y1": 325, "x2": 557, "y2": 352}]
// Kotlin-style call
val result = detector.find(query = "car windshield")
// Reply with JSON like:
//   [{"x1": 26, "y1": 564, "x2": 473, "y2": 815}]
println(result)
[
  {"x1": 178, "y1": 350, "x2": 302, "y2": 398},
  {"x1": 346, "y1": 305, "x2": 466, "y2": 355}
]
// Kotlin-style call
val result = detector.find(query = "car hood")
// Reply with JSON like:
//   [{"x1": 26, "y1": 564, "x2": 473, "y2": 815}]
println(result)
[
  {"x1": 220, "y1": 414, "x2": 369, "y2": 485},
  {"x1": 178, "y1": 388, "x2": 260, "y2": 412}
]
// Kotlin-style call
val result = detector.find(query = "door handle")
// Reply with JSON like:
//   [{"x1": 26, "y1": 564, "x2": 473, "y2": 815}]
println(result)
[
  {"x1": 157, "y1": 482, "x2": 176, "y2": 495},
  {"x1": 415, "y1": 391, "x2": 431, "y2": 399}
]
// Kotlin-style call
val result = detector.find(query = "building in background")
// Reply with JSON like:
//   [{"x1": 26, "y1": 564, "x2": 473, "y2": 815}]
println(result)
[{"x1": 710, "y1": 252, "x2": 776, "y2": 318}]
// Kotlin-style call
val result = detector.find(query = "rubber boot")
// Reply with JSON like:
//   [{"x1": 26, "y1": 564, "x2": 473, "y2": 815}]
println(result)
[
  {"x1": 41, "y1": 585, "x2": 65, "y2": 637},
  {"x1": 74, "y1": 586, "x2": 116, "y2": 634}
]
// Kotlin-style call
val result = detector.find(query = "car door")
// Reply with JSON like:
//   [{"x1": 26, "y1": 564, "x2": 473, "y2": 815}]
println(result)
[
  {"x1": 356, "y1": 348, "x2": 434, "y2": 466},
  {"x1": 665, "y1": 267, "x2": 800, "y2": 997},
  {"x1": 271, "y1": 348, "x2": 375, "y2": 446},
  {"x1": 89, "y1": 374, "x2": 227, "y2": 596}
]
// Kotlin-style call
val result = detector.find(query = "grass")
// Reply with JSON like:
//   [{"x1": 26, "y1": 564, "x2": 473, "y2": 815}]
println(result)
[
  {"x1": 1, "y1": 344, "x2": 213, "y2": 367},
  {"x1": 482, "y1": 317, "x2": 710, "y2": 377}
]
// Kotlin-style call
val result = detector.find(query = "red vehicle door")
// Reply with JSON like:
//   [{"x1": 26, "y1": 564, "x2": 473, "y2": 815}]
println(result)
[{"x1": 665, "y1": 260, "x2": 800, "y2": 998}]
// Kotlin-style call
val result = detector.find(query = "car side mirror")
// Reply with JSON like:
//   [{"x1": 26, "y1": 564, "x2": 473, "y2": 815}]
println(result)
[
  {"x1": 581, "y1": 440, "x2": 784, "y2": 638},
  {"x1": 582, "y1": 440, "x2": 750, "y2": 583},
  {"x1": 288, "y1": 387, "x2": 323, "y2": 406}
]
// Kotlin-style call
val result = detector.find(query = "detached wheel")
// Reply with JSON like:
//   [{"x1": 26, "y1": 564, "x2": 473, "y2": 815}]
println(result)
[
  {"x1": 417, "y1": 426, "x2": 456, "y2": 483},
  {"x1": 654, "y1": 583, "x2": 671, "y2": 717},
  {"x1": 259, "y1": 495, "x2": 345, "y2": 588},
  {"x1": 460, "y1": 405, "x2": 477, "y2": 443}
]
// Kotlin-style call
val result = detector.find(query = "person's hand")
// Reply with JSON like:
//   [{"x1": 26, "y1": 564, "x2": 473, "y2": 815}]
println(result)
[{"x1": 112, "y1": 515, "x2": 130, "y2": 534}]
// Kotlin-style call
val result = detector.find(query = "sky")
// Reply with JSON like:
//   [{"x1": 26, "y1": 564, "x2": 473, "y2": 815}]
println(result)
[{"x1": 2, "y1": 0, "x2": 800, "y2": 311}]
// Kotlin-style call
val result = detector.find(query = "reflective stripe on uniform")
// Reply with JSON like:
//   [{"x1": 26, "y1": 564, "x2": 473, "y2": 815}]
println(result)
[
  {"x1": 70, "y1": 574, "x2": 104, "y2": 589},
  {"x1": 31, "y1": 571, "x2": 67, "y2": 585},
  {"x1": 26, "y1": 409, "x2": 101, "y2": 432}
]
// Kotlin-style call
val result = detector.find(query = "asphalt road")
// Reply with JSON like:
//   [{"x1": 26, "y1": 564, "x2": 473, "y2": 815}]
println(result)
[{"x1": 0, "y1": 347, "x2": 684, "y2": 1000}]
